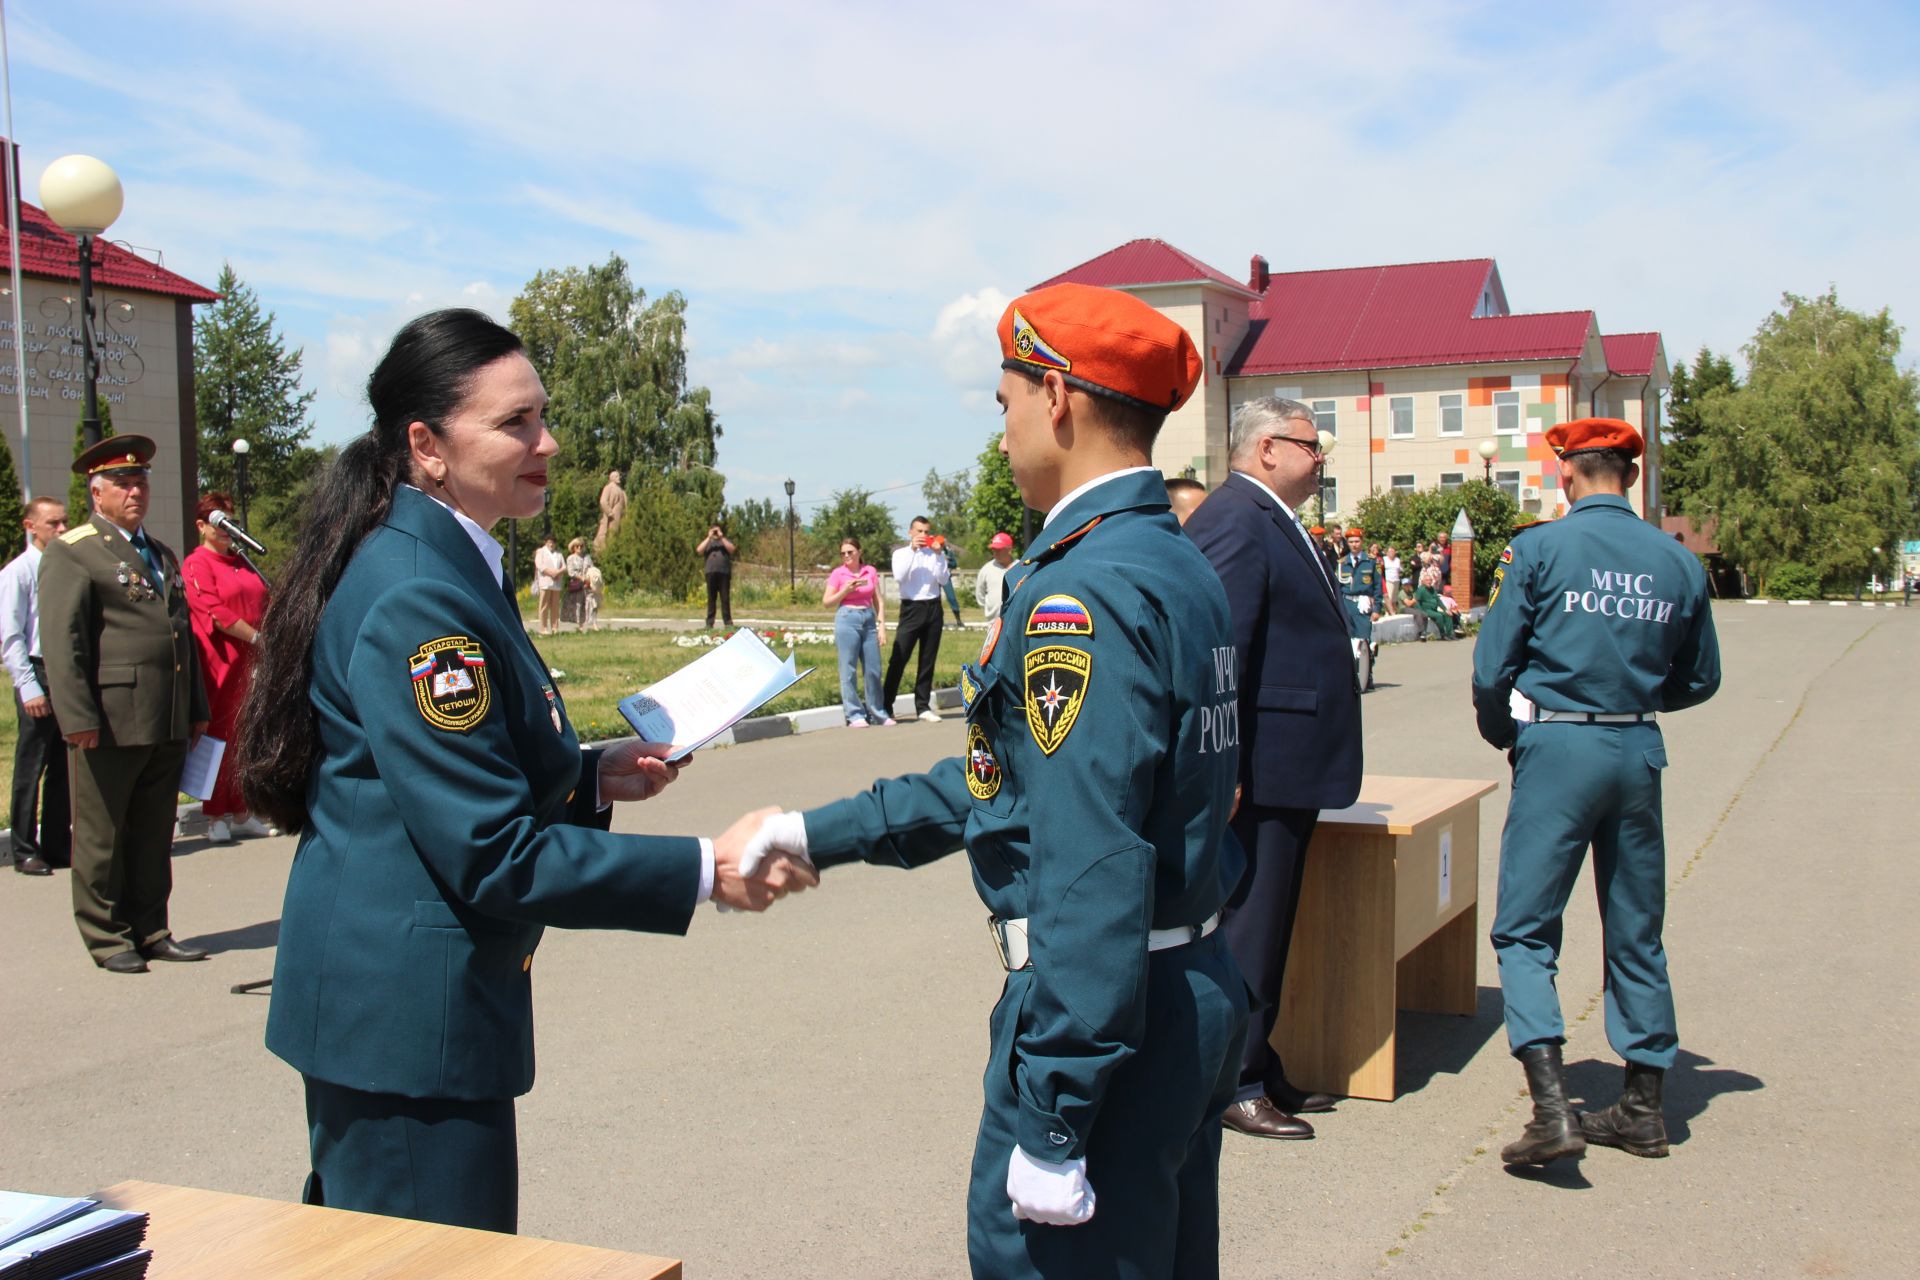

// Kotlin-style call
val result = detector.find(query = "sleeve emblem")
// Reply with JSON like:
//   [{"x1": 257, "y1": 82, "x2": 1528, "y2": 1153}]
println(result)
[
  {"x1": 1500, "y1": 545, "x2": 1514, "y2": 565},
  {"x1": 410, "y1": 635, "x2": 492, "y2": 731},
  {"x1": 1024, "y1": 645, "x2": 1090, "y2": 755},
  {"x1": 1489, "y1": 566, "x2": 1506, "y2": 608},
  {"x1": 1026, "y1": 593, "x2": 1093, "y2": 637},
  {"x1": 965, "y1": 723, "x2": 1003, "y2": 800},
  {"x1": 979, "y1": 616, "x2": 1003, "y2": 665}
]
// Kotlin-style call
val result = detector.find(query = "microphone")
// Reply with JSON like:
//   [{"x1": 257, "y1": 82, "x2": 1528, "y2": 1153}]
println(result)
[{"x1": 209, "y1": 509, "x2": 268, "y2": 556}]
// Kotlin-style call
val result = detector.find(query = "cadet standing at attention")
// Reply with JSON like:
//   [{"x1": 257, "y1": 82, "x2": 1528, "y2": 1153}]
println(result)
[
  {"x1": 739, "y1": 283, "x2": 1248, "y2": 1278},
  {"x1": 1337, "y1": 527, "x2": 1380, "y2": 690},
  {"x1": 1471, "y1": 417, "x2": 1721, "y2": 1166}
]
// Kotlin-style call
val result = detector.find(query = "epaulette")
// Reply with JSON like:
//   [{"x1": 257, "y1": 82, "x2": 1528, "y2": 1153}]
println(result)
[
  {"x1": 60, "y1": 524, "x2": 99, "y2": 544},
  {"x1": 1023, "y1": 516, "x2": 1102, "y2": 568}
]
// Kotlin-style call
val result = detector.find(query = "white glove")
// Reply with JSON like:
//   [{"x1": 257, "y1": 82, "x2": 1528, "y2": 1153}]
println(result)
[
  {"x1": 1006, "y1": 1146, "x2": 1095, "y2": 1226},
  {"x1": 740, "y1": 810, "x2": 810, "y2": 878}
]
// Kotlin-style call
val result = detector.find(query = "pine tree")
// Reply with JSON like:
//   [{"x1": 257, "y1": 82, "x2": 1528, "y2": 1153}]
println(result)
[
  {"x1": 1661, "y1": 347, "x2": 1738, "y2": 513},
  {"x1": 0, "y1": 434, "x2": 23, "y2": 553},
  {"x1": 193, "y1": 263, "x2": 316, "y2": 495}
]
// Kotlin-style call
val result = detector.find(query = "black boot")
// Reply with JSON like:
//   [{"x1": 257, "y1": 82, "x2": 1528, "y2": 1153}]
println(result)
[
  {"x1": 1501, "y1": 1044, "x2": 1586, "y2": 1166},
  {"x1": 1579, "y1": 1062, "x2": 1668, "y2": 1157}
]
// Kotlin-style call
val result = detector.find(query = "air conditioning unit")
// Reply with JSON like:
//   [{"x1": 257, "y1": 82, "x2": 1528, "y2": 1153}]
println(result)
[{"x1": 1521, "y1": 486, "x2": 1542, "y2": 501}]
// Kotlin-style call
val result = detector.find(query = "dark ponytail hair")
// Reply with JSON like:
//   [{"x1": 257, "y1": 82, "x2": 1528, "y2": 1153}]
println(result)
[{"x1": 238, "y1": 309, "x2": 524, "y2": 832}]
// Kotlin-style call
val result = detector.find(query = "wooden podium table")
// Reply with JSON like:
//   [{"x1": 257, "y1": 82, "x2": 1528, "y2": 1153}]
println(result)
[
  {"x1": 94, "y1": 1181, "x2": 681, "y2": 1279},
  {"x1": 1272, "y1": 776, "x2": 1497, "y2": 1102}
]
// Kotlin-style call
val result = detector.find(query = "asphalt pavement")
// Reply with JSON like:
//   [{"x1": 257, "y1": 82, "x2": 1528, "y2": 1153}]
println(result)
[{"x1": 1, "y1": 602, "x2": 1913, "y2": 1277}]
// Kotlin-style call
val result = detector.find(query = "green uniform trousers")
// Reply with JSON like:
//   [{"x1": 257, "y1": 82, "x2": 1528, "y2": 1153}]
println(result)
[
  {"x1": 302, "y1": 1076, "x2": 518, "y2": 1233},
  {"x1": 68, "y1": 740, "x2": 186, "y2": 963},
  {"x1": 1490, "y1": 720, "x2": 1678, "y2": 1068}
]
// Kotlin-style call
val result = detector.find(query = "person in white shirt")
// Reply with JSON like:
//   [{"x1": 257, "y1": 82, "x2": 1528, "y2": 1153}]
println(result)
[
  {"x1": 885, "y1": 515, "x2": 951, "y2": 723},
  {"x1": 532, "y1": 535, "x2": 565, "y2": 636},
  {"x1": 3, "y1": 497, "x2": 72, "y2": 874},
  {"x1": 973, "y1": 531, "x2": 1016, "y2": 623},
  {"x1": 1382, "y1": 545, "x2": 1402, "y2": 616}
]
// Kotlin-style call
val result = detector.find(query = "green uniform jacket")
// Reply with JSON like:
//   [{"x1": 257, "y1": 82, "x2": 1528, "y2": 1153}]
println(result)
[
  {"x1": 802, "y1": 470, "x2": 1245, "y2": 1161},
  {"x1": 1338, "y1": 552, "x2": 1379, "y2": 641},
  {"x1": 266, "y1": 486, "x2": 703, "y2": 1101},
  {"x1": 1471, "y1": 493, "x2": 1721, "y2": 748},
  {"x1": 38, "y1": 514, "x2": 208, "y2": 745}
]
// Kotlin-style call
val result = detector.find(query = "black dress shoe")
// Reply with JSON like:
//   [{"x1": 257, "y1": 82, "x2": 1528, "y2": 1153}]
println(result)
[
  {"x1": 12, "y1": 853, "x2": 51, "y2": 875},
  {"x1": 1222, "y1": 1098, "x2": 1314, "y2": 1140},
  {"x1": 102, "y1": 951, "x2": 149, "y2": 974},
  {"x1": 142, "y1": 937, "x2": 209, "y2": 962}
]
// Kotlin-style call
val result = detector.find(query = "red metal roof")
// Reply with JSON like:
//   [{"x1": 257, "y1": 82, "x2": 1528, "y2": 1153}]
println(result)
[
  {"x1": 1602, "y1": 332, "x2": 1661, "y2": 377},
  {"x1": 1228, "y1": 258, "x2": 1594, "y2": 374},
  {"x1": 1035, "y1": 237, "x2": 1259, "y2": 298},
  {"x1": 0, "y1": 198, "x2": 217, "y2": 303}
]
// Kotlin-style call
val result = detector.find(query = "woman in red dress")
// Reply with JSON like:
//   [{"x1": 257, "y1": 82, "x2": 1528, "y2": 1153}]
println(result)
[{"x1": 182, "y1": 492, "x2": 272, "y2": 843}]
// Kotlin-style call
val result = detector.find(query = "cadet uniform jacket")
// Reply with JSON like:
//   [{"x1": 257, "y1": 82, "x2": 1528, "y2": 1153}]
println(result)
[
  {"x1": 38, "y1": 515, "x2": 208, "y2": 745},
  {"x1": 801, "y1": 470, "x2": 1245, "y2": 1162},
  {"x1": 266, "y1": 486, "x2": 703, "y2": 1101},
  {"x1": 1471, "y1": 493, "x2": 1721, "y2": 747}
]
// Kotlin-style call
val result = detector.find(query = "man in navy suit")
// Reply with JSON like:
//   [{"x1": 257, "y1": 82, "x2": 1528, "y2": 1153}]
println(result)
[{"x1": 1185, "y1": 396, "x2": 1364, "y2": 1139}]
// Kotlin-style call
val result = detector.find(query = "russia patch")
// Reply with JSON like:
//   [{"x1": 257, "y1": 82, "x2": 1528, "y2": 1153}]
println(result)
[
  {"x1": 1500, "y1": 546, "x2": 1514, "y2": 565},
  {"x1": 1025, "y1": 594, "x2": 1093, "y2": 637}
]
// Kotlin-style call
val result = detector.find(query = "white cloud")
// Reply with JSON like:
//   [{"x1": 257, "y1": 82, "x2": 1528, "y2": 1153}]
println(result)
[{"x1": 932, "y1": 288, "x2": 1011, "y2": 388}]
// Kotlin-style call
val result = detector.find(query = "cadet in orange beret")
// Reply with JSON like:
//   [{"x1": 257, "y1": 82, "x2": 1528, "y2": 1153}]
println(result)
[
  {"x1": 1473, "y1": 417, "x2": 1721, "y2": 1167},
  {"x1": 736, "y1": 283, "x2": 1247, "y2": 1277}
]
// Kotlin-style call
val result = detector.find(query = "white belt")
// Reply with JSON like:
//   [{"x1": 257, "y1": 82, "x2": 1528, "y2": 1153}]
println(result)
[
  {"x1": 1535, "y1": 710, "x2": 1657, "y2": 724},
  {"x1": 989, "y1": 912, "x2": 1221, "y2": 972}
]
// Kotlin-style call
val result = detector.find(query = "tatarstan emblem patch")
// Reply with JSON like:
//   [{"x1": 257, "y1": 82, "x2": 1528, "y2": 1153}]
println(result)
[
  {"x1": 410, "y1": 635, "x2": 491, "y2": 731},
  {"x1": 1024, "y1": 645, "x2": 1090, "y2": 755}
]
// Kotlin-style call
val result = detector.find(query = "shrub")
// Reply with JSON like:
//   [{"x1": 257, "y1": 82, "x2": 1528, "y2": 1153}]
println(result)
[{"x1": 1764, "y1": 562, "x2": 1821, "y2": 599}]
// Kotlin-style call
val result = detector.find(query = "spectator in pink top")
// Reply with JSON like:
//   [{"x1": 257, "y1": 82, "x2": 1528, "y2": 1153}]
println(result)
[
  {"x1": 182, "y1": 491, "x2": 272, "y2": 842},
  {"x1": 823, "y1": 535, "x2": 893, "y2": 727}
]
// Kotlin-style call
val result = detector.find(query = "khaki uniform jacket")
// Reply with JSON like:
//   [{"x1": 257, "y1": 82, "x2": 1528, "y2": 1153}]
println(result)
[{"x1": 39, "y1": 514, "x2": 208, "y2": 746}]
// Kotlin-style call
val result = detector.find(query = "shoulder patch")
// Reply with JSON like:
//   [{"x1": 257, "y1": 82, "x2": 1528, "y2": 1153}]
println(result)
[
  {"x1": 1024, "y1": 644, "x2": 1090, "y2": 755},
  {"x1": 960, "y1": 666, "x2": 979, "y2": 709},
  {"x1": 410, "y1": 635, "x2": 492, "y2": 732},
  {"x1": 1500, "y1": 545, "x2": 1514, "y2": 565},
  {"x1": 965, "y1": 723, "x2": 1003, "y2": 800},
  {"x1": 1026, "y1": 593, "x2": 1093, "y2": 637},
  {"x1": 60, "y1": 524, "x2": 99, "y2": 543},
  {"x1": 1489, "y1": 566, "x2": 1506, "y2": 607},
  {"x1": 979, "y1": 616, "x2": 1003, "y2": 665}
]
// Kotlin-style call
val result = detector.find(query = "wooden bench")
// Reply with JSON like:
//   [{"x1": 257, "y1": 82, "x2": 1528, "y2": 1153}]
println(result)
[{"x1": 1273, "y1": 776, "x2": 1497, "y2": 1102}]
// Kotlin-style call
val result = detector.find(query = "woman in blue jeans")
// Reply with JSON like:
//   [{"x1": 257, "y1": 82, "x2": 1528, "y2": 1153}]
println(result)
[{"x1": 823, "y1": 535, "x2": 893, "y2": 727}]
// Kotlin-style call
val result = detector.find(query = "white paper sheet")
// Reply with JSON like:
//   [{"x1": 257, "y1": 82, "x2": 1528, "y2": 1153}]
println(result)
[
  {"x1": 178, "y1": 735, "x2": 227, "y2": 801},
  {"x1": 619, "y1": 629, "x2": 811, "y2": 761}
]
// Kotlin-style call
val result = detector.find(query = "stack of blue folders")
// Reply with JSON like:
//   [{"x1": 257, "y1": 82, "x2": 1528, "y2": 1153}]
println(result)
[{"x1": 0, "y1": 1193, "x2": 150, "y2": 1280}]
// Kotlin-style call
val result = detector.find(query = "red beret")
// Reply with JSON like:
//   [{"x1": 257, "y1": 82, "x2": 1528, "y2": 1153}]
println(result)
[
  {"x1": 1547, "y1": 417, "x2": 1643, "y2": 460},
  {"x1": 1344, "y1": 527, "x2": 1364, "y2": 538},
  {"x1": 1308, "y1": 525, "x2": 1326, "y2": 536},
  {"x1": 998, "y1": 283, "x2": 1202, "y2": 414}
]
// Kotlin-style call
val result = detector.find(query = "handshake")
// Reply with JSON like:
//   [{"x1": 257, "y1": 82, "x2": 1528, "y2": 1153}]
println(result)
[{"x1": 710, "y1": 807, "x2": 816, "y2": 912}]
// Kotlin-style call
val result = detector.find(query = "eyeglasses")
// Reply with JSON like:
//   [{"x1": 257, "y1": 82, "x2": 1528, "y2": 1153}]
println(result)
[{"x1": 1270, "y1": 434, "x2": 1324, "y2": 460}]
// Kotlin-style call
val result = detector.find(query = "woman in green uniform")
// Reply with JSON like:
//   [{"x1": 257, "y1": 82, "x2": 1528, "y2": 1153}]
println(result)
[{"x1": 236, "y1": 309, "x2": 810, "y2": 1232}]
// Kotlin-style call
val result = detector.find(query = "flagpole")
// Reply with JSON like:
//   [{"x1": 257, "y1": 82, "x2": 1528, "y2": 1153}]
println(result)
[{"x1": 0, "y1": 0, "x2": 33, "y2": 507}]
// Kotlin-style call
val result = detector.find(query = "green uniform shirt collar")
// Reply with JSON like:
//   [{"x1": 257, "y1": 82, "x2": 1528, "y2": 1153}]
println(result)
[
  {"x1": 1567, "y1": 493, "x2": 1635, "y2": 516},
  {"x1": 1022, "y1": 469, "x2": 1169, "y2": 563}
]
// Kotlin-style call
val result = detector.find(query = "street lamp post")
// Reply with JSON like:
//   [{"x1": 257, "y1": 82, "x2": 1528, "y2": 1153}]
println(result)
[
  {"x1": 231, "y1": 438, "x2": 251, "y2": 528},
  {"x1": 784, "y1": 478, "x2": 796, "y2": 596},
  {"x1": 38, "y1": 156, "x2": 124, "y2": 452},
  {"x1": 1316, "y1": 429, "x2": 1337, "y2": 522},
  {"x1": 1477, "y1": 437, "x2": 1499, "y2": 483}
]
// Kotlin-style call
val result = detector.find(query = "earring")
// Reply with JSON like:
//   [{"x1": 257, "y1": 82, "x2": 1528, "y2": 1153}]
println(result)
[{"x1": 434, "y1": 472, "x2": 446, "y2": 488}]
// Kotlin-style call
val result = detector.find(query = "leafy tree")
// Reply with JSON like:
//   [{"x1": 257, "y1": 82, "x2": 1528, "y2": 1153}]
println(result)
[
  {"x1": 811, "y1": 487, "x2": 897, "y2": 554},
  {"x1": 68, "y1": 400, "x2": 113, "y2": 518},
  {"x1": 1661, "y1": 347, "x2": 1738, "y2": 513},
  {"x1": 597, "y1": 470, "x2": 711, "y2": 599},
  {"x1": 966, "y1": 433, "x2": 1043, "y2": 548},
  {"x1": 193, "y1": 263, "x2": 317, "y2": 495},
  {"x1": 509, "y1": 254, "x2": 721, "y2": 480},
  {"x1": 0, "y1": 436, "x2": 23, "y2": 550},
  {"x1": 1351, "y1": 479, "x2": 1519, "y2": 592},
  {"x1": 719, "y1": 496, "x2": 782, "y2": 554},
  {"x1": 1688, "y1": 290, "x2": 1920, "y2": 595},
  {"x1": 922, "y1": 466, "x2": 974, "y2": 558}
]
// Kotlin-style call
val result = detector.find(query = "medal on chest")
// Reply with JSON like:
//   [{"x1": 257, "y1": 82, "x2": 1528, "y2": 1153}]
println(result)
[
  {"x1": 115, "y1": 562, "x2": 158, "y2": 603},
  {"x1": 543, "y1": 685, "x2": 563, "y2": 734}
]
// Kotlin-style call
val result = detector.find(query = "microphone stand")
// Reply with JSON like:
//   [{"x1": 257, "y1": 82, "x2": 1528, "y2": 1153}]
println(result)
[{"x1": 219, "y1": 522, "x2": 275, "y2": 996}]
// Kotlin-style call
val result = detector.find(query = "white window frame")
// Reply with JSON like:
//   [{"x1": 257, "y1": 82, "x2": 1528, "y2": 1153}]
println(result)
[
  {"x1": 1389, "y1": 473, "x2": 1416, "y2": 493},
  {"x1": 1493, "y1": 390, "x2": 1522, "y2": 435},
  {"x1": 1438, "y1": 393, "x2": 1464, "y2": 436},
  {"x1": 1439, "y1": 472, "x2": 1465, "y2": 491},
  {"x1": 1496, "y1": 468, "x2": 1522, "y2": 503},
  {"x1": 1312, "y1": 399, "x2": 1337, "y2": 437},
  {"x1": 1389, "y1": 395, "x2": 1414, "y2": 438}
]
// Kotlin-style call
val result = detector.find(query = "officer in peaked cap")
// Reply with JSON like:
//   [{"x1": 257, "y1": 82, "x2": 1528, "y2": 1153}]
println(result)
[
  {"x1": 38, "y1": 433, "x2": 212, "y2": 972},
  {"x1": 738, "y1": 282, "x2": 1248, "y2": 1276},
  {"x1": 1471, "y1": 417, "x2": 1721, "y2": 1166}
]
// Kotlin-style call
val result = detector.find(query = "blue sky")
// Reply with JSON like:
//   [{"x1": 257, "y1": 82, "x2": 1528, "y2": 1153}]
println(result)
[{"x1": 9, "y1": 0, "x2": 1917, "y2": 525}]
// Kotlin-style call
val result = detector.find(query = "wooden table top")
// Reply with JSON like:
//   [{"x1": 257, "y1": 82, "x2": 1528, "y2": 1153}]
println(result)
[
  {"x1": 94, "y1": 1182, "x2": 681, "y2": 1280},
  {"x1": 1317, "y1": 776, "x2": 1498, "y2": 837}
]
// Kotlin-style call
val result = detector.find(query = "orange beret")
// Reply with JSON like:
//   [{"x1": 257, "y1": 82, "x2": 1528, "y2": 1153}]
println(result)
[
  {"x1": 1308, "y1": 525, "x2": 1326, "y2": 536},
  {"x1": 998, "y1": 283, "x2": 1202, "y2": 414},
  {"x1": 1344, "y1": 527, "x2": 1364, "y2": 538},
  {"x1": 1547, "y1": 417, "x2": 1643, "y2": 460}
]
